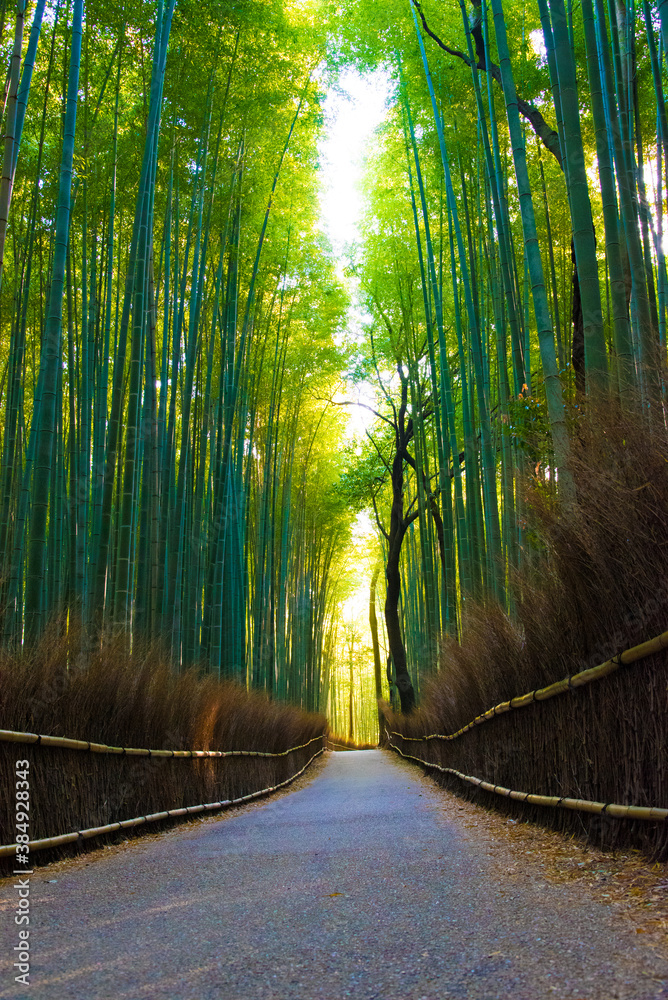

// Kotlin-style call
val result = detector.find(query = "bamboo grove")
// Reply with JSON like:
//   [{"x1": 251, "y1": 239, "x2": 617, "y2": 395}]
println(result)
[
  {"x1": 2, "y1": 0, "x2": 668, "y2": 730},
  {"x1": 333, "y1": 0, "x2": 668, "y2": 713},
  {"x1": 0, "y1": 0, "x2": 356, "y2": 712}
]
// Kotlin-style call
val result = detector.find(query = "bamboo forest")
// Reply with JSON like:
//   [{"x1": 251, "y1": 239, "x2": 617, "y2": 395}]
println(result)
[{"x1": 1, "y1": 0, "x2": 668, "y2": 747}]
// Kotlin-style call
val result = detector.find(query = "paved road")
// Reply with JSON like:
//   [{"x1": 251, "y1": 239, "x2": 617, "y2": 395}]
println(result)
[{"x1": 1, "y1": 750, "x2": 666, "y2": 999}]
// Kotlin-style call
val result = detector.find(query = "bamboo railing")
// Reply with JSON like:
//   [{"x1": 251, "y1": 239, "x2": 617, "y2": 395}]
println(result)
[
  {"x1": 387, "y1": 738, "x2": 668, "y2": 823},
  {"x1": 0, "y1": 728, "x2": 324, "y2": 757},
  {"x1": 0, "y1": 731, "x2": 326, "y2": 858},
  {"x1": 386, "y1": 628, "x2": 668, "y2": 825},
  {"x1": 387, "y1": 628, "x2": 668, "y2": 744}
]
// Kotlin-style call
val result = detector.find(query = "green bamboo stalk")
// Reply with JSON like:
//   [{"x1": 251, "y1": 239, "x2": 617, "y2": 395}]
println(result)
[
  {"x1": 488, "y1": 0, "x2": 575, "y2": 499},
  {"x1": 598, "y1": 0, "x2": 656, "y2": 399},
  {"x1": 0, "y1": 0, "x2": 25, "y2": 287},
  {"x1": 579, "y1": 0, "x2": 633, "y2": 394},
  {"x1": 401, "y1": 81, "x2": 470, "y2": 604},
  {"x1": 537, "y1": 150, "x2": 565, "y2": 373},
  {"x1": 24, "y1": 0, "x2": 83, "y2": 640},
  {"x1": 110, "y1": 0, "x2": 175, "y2": 627},
  {"x1": 545, "y1": 0, "x2": 608, "y2": 392},
  {"x1": 411, "y1": 6, "x2": 503, "y2": 599}
]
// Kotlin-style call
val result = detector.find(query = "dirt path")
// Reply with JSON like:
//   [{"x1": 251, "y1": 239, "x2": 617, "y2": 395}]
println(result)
[{"x1": 0, "y1": 750, "x2": 666, "y2": 999}]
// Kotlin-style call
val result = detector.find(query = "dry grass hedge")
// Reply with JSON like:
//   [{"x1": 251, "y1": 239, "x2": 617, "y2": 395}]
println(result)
[
  {"x1": 386, "y1": 404, "x2": 668, "y2": 859},
  {"x1": 0, "y1": 631, "x2": 326, "y2": 867}
]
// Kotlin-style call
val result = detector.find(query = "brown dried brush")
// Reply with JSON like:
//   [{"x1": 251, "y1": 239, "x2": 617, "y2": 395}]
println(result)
[{"x1": 386, "y1": 402, "x2": 668, "y2": 857}]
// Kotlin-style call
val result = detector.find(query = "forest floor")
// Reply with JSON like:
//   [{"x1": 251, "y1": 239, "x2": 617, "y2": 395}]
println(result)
[{"x1": 0, "y1": 749, "x2": 666, "y2": 1000}]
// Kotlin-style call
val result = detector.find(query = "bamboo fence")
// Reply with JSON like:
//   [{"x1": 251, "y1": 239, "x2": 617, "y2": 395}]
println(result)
[
  {"x1": 387, "y1": 628, "x2": 668, "y2": 744},
  {"x1": 0, "y1": 743, "x2": 324, "y2": 858},
  {"x1": 387, "y1": 738, "x2": 668, "y2": 822},
  {"x1": 386, "y1": 628, "x2": 668, "y2": 856},
  {"x1": 0, "y1": 729, "x2": 326, "y2": 862}
]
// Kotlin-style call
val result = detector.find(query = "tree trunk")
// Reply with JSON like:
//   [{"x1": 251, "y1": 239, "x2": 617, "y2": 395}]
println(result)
[
  {"x1": 384, "y1": 451, "x2": 416, "y2": 714},
  {"x1": 571, "y1": 241, "x2": 585, "y2": 393},
  {"x1": 384, "y1": 566, "x2": 414, "y2": 713}
]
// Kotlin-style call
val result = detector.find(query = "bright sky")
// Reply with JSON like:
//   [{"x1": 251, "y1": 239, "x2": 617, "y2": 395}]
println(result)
[
  {"x1": 318, "y1": 68, "x2": 392, "y2": 440},
  {"x1": 319, "y1": 68, "x2": 392, "y2": 258},
  {"x1": 339, "y1": 510, "x2": 379, "y2": 622}
]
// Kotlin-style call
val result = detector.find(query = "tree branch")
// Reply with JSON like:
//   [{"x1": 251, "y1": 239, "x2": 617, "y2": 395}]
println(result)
[
  {"x1": 330, "y1": 398, "x2": 395, "y2": 429},
  {"x1": 365, "y1": 428, "x2": 392, "y2": 473},
  {"x1": 369, "y1": 324, "x2": 397, "y2": 416},
  {"x1": 405, "y1": 502, "x2": 422, "y2": 526},
  {"x1": 371, "y1": 488, "x2": 390, "y2": 541},
  {"x1": 411, "y1": 0, "x2": 563, "y2": 169}
]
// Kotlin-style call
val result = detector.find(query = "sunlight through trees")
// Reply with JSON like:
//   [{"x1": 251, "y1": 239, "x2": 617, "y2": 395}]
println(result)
[{"x1": 1, "y1": 0, "x2": 667, "y2": 739}]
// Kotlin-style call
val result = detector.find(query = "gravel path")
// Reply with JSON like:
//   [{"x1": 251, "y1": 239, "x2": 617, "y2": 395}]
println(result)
[{"x1": 1, "y1": 749, "x2": 666, "y2": 1000}]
